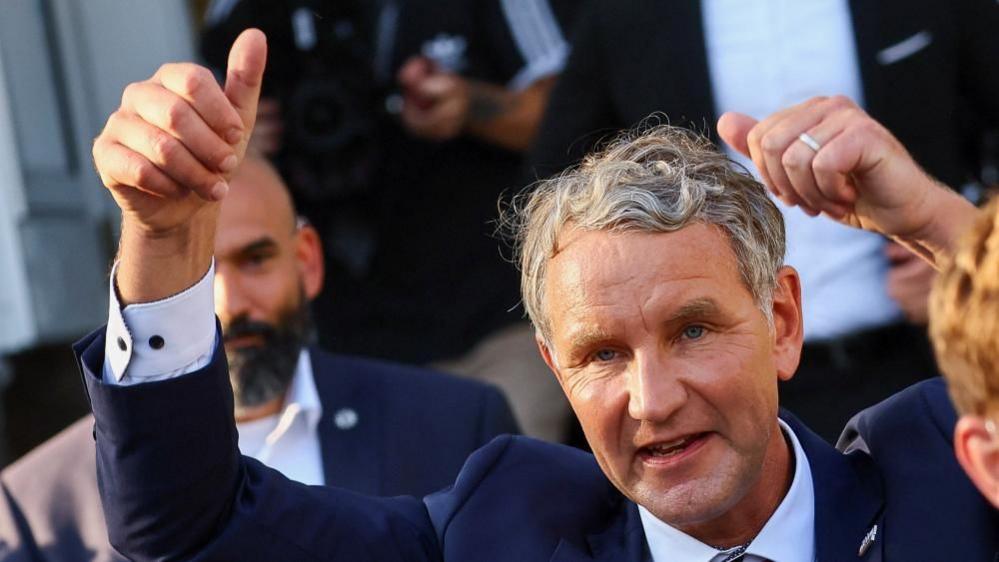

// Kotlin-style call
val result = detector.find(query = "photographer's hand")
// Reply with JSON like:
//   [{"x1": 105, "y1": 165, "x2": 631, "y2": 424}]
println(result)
[
  {"x1": 398, "y1": 57, "x2": 469, "y2": 141},
  {"x1": 93, "y1": 29, "x2": 266, "y2": 305},
  {"x1": 397, "y1": 56, "x2": 553, "y2": 150}
]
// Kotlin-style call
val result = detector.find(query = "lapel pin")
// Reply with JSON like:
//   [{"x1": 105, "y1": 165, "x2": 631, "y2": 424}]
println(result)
[
  {"x1": 858, "y1": 524, "x2": 878, "y2": 557},
  {"x1": 334, "y1": 408, "x2": 359, "y2": 430}
]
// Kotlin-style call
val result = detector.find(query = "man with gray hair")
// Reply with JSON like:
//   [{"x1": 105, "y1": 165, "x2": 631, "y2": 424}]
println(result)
[{"x1": 79, "y1": 33, "x2": 995, "y2": 561}]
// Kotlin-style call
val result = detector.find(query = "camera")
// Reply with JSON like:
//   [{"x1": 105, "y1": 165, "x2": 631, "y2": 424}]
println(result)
[{"x1": 202, "y1": 0, "x2": 385, "y2": 203}]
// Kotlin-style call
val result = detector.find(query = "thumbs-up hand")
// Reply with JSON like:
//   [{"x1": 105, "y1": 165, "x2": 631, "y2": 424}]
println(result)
[
  {"x1": 94, "y1": 29, "x2": 266, "y2": 233},
  {"x1": 93, "y1": 29, "x2": 267, "y2": 304}
]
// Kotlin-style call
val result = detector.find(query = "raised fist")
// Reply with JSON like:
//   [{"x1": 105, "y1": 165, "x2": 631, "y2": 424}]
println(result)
[{"x1": 717, "y1": 96, "x2": 955, "y2": 242}]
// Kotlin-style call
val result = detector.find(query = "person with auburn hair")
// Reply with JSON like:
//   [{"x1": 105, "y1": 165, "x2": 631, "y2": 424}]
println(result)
[{"x1": 928, "y1": 200, "x2": 999, "y2": 506}]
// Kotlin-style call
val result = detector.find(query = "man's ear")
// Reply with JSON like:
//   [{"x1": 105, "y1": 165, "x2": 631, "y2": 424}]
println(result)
[
  {"x1": 771, "y1": 266, "x2": 804, "y2": 382},
  {"x1": 536, "y1": 333, "x2": 559, "y2": 377},
  {"x1": 953, "y1": 416, "x2": 999, "y2": 508},
  {"x1": 295, "y1": 224, "x2": 325, "y2": 301}
]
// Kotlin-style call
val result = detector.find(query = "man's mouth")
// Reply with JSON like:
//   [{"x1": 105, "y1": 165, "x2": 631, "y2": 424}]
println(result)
[
  {"x1": 637, "y1": 432, "x2": 711, "y2": 465},
  {"x1": 224, "y1": 334, "x2": 265, "y2": 349}
]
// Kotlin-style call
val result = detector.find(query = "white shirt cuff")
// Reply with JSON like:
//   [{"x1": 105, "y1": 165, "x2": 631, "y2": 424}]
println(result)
[{"x1": 102, "y1": 261, "x2": 217, "y2": 385}]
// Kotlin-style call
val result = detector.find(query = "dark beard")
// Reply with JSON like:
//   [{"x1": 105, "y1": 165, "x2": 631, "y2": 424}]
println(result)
[{"x1": 223, "y1": 297, "x2": 313, "y2": 417}]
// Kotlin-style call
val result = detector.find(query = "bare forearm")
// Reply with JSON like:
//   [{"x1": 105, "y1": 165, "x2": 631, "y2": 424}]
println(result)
[
  {"x1": 116, "y1": 207, "x2": 218, "y2": 305},
  {"x1": 897, "y1": 182, "x2": 981, "y2": 268},
  {"x1": 465, "y1": 77, "x2": 555, "y2": 151}
]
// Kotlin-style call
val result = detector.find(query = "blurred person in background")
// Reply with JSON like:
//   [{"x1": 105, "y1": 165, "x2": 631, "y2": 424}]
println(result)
[
  {"x1": 200, "y1": 0, "x2": 578, "y2": 443},
  {"x1": 0, "y1": 155, "x2": 517, "y2": 561},
  {"x1": 530, "y1": 0, "x2": 999, "y2": 441}
]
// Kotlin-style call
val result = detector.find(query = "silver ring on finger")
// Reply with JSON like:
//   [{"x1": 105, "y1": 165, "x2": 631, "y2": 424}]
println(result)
[{"x1": 797, "y1": 132, "x2": 822, "y2": 153}]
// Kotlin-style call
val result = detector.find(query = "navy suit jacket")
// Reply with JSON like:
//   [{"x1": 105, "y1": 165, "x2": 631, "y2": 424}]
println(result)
[
  {"x1": 76, "y1": 329, "x2": 998, "y2": 561},
  {"x1": 0, "y1": 344, "x2": 517, "y2": 561}
]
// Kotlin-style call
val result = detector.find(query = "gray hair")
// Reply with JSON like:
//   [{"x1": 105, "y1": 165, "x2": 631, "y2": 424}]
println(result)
[{"x1": 505, "y1": 124, "x2": 786, "y2": 344}]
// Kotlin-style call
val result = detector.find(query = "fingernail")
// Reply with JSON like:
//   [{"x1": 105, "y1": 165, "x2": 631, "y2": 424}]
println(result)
[
  {"x1": 211, "y1": 181, "x2": 229, "y2": 201},
  {"x1": 219, "y1": 154, "x2": 238, "y2": 172},
  {"x1": 226, "y1": 128, "x2": 243, "y2": 144}
]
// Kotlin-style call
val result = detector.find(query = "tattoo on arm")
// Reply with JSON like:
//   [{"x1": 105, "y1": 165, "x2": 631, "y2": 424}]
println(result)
[{"x1": 467, "y1": 83, "x2": 515, "y2": 123}]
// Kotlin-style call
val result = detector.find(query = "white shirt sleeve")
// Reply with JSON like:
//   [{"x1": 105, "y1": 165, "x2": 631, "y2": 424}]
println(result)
[
  {"x1": 102, "y1": 261, "x2": 217, "y2": 385},
  {"x1": 500, "y1": 0, "x2": 569, "y2": 90}
]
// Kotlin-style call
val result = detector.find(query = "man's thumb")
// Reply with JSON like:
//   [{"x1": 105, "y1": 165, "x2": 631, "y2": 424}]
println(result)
[
  {"x1": 716, "y1": 112, "x2": 757, "y2": 159},
  {"x1": 224, "y1": 28, "x2": 267, "y2": 134}
]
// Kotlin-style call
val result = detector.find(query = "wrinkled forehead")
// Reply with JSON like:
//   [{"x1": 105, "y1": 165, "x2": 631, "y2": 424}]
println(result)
[
  {"x1": 549, "y1": 221, "x2": 739, "y2": 275},
  {"x1": 542, "y1": 224, "x2": 746, "y2": 324}
]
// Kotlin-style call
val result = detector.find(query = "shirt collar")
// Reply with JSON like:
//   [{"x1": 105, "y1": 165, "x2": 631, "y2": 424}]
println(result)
[
  {"x1": 639, "y1": 506, "x2": 720, "y2": 561},
  {"x1": 282, "y1": 348, "x2": 323, "y2": 433},
  {"x1": 638, "y1": 419, "x2": 816, "y2": 562},
  {"x1": 235, "y1": 348, "x2": 324, "y2": 459},
  {"x1": 745, "y1": 419, "x2": 815, "y2": 561}
]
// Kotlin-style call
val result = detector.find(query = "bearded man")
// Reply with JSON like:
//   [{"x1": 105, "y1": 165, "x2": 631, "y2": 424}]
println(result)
[{"x1": 0, "y1": 154, "x2": 517, "y2": 561}]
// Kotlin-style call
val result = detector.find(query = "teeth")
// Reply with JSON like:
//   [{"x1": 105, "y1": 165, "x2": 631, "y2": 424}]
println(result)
[{"x1": 647, "y1": 435, "x2": 696, "y2": 456}]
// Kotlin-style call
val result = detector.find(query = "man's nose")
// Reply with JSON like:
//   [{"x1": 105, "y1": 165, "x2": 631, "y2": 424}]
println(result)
[{"x1": 627, "y1": 352, "x2": 686, "y2": 422}]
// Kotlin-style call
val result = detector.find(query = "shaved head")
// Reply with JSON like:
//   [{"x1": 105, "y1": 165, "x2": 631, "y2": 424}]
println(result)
[{"x1": 220, "y1": 154, "x2": 297, "y2": 235}]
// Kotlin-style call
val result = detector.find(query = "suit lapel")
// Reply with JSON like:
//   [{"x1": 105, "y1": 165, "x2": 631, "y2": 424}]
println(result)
[
  {"x1": 783, "y1": 413, "x2": 885, "y2": 562},
  {"x1": 311, "y1": 349, "x2": 384, "y2": 495},
  {"x1": 550, "y1": 498, "x2": 650, "y2": 562}
]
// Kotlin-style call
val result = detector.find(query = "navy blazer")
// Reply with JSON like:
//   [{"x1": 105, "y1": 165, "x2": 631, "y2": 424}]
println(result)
[
  {"x1": 76, "y1": 329, "x2": 998, "y2": 561},
  {"x1": 0, "y1": 344, "x2": 517, "y2": 561}
]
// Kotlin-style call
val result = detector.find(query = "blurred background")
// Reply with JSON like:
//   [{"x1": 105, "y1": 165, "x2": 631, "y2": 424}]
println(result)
[{"x1": 0, "y1": 0, "x2": 209, "y2": 467}]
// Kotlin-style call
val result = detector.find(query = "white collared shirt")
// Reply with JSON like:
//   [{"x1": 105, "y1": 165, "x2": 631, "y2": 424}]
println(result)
[
  {"x1": 235, "y1": 350, "x2": 325, "y2": 486},
  {"x1": 639, "y1": 420, "x2": 816, "y2": 562},
  {"x1": 702, "y1": 0, "x2": 902, "y2": 341},
  {"x1": 102, "y1": 262, "x2": 325, "y2": 486}
]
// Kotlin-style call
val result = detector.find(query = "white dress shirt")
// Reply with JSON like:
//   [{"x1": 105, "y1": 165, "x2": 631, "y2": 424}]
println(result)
[
  {"x1": 639, "y1": 420, "x2": 816, "y2": 562},
  {"x1": 103, "y1": 262, "x2": 326, "y2": 486},
  {"x1": 702, "y1": 0, "x2": 902, "y2": 341}
]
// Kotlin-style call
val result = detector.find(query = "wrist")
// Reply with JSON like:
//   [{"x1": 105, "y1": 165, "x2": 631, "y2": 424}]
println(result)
[
  {"x1": 116, "y1": 207, "x2": 218, "y2": 305},
  {"x1": 902, "y1": 183, "x2": 978, "y2": 266}
]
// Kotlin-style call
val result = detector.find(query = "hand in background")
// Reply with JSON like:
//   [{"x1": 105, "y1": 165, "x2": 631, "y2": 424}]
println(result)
[
  {"x1": 91, "y1": 28, "x2": 266, "y2": 304},
  {"x1": 397, "y1": 56, "x2": 470, "y2": 141},
  {"x1": 717, "y1": 96, "x2": 978, "y2": 266},
  {"x1": 885, "y1": 241, "x2": 936, "y2": 325}
]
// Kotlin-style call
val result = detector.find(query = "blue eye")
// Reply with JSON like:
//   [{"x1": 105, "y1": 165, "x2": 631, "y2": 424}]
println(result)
[
  {"x1": 593, "y1": 349, "x2": 618, "y2": 362},
  {"x1": 683, "y1": 325, "x2": 706, "y2": 340}
]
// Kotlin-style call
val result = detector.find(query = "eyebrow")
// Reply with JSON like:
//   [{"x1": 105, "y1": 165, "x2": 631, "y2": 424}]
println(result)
[
  {"x1": 664, "y1": 298, "x2": 722, "y2": 326},
  {"x1": 567, "y1": 326, "x2": 615, "y2": 354},
  {"x1": 564, "y1": 298, "x2": 723, "y2": 354},
  {"x1": 220, "y1": 237, "x2": 279, "y2": 261}
]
